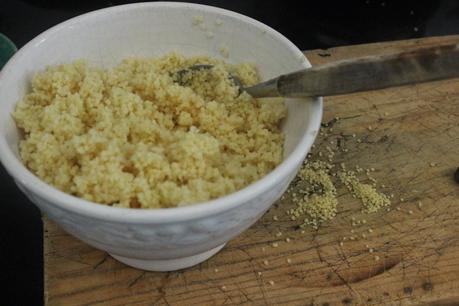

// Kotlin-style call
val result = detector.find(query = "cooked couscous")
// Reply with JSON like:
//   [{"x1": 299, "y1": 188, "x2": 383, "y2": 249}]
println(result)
[{"x1": 14, "y1": 53, "x2": 286, "y2": 208}]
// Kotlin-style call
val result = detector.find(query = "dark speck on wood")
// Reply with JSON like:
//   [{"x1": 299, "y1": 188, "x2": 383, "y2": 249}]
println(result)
[
  {"x1": 422, "y1": 282, "x2": 433, "y2": 291},
  {"x1": 403, "y1": 286, "x2": 413, "y2": 294},
  {"x1": 378, "y1": 135, "x2": 389, "y2": 142},
  {"x1": 454, "y1": 167, "x2": 459, "y2": 184},
  {"x1": 318, "y1": 53, "x2": 331, "y2": 57},
  {"x1": 342, "y1": 297, "x2": 352, "y2": 304},
  {"x1": 321, "y1": 117, "x2": 338, "y2": 128}
]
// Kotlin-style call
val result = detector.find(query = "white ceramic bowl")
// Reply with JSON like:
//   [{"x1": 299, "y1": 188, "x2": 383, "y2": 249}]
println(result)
[{"x1": 0, "y1": 2, "x2": 322, "y2": 271}]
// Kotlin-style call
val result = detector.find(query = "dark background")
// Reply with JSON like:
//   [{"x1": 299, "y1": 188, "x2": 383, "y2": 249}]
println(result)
[{"x1": 0, "y1": 0, "x2": 458, "y2": 305}]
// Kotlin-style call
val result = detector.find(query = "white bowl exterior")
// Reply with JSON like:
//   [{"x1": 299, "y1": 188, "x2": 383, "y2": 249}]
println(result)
[
  {"x1": 0, "y1": 3, "x2": 322, "y2": 262},
  {"x1": 17, "y1": 171, "x2": 295, "y2": 260}
]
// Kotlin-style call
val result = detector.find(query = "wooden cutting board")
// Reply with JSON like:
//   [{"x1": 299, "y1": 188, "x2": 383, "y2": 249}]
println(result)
[{"x1": 44, "y1": 35, "x2": 459, "y2": 306}]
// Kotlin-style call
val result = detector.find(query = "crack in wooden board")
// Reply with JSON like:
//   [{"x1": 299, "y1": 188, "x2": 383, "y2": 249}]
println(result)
[{"x1": 44, "y1": 35, "x2": 459, "y2": 306}]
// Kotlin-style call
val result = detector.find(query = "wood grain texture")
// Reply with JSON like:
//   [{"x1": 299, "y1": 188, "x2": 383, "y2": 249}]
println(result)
[{"x1": 44, "y1": 35, "x2": 459, "y2": 306}]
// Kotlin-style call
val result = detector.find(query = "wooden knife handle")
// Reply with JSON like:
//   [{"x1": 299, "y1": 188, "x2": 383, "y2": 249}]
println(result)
[{"x1": 247, "y1": 43, "x2": 459, "y2": 98}]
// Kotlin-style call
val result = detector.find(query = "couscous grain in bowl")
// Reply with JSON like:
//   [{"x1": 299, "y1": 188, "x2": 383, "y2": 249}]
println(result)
[{"x1": 14, "y1": 53, "x2": 287, "y2": 208}]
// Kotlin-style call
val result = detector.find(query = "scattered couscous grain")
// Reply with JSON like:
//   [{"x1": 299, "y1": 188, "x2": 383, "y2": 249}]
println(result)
[
  {"x1": 268, "y1": 280, "x2": 275, "y2": 286},
  {"x1": 338, "y1": 170, "x2": 390, "y2": 213},
  {"x1": 263, "y1": 260, "x2": 269, "y2": 266},
  {"x1": 282, "y1": 120, "x2": 394, "y2": 231},
  {"x1": 218, "y1": 45, "x2": 229, "y2": 58},
  {"x1": 192, "y1": 15, "x2": 204, "y2": 25},
  {"x1": 288, "y1": 161, "x2": 338, "y2": 229},
  {"x1": 14, "y1": 53, "x2": 286, "y2": 209},
  {"x1": 205, "y1": 31, "x2": 214, "y2": 39}
]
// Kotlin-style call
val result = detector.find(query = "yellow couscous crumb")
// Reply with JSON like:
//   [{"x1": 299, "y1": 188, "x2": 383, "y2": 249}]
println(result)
[
  {"x1": 192, "y1": 15, "x2": 204, "y2": 25},
  {"x1": 218, "y1": 45, "x2": 229, "y2": 58},
  {"x1": 14, "y1": 53, "x2": 286, "y2": 209}
]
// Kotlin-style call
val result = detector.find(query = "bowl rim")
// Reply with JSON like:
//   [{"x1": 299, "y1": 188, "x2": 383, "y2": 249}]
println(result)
[{"x1": 0, "y1": 1, "x2": 323, "y2": 223}]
